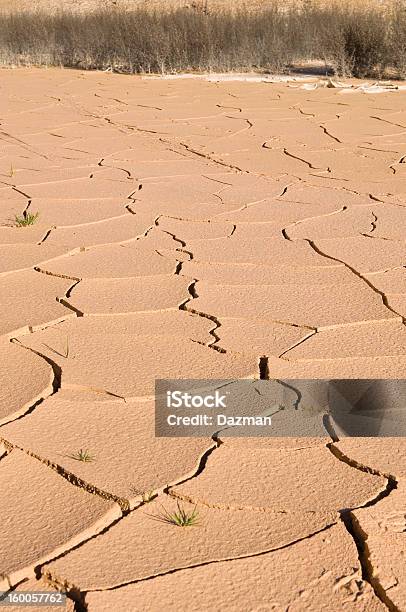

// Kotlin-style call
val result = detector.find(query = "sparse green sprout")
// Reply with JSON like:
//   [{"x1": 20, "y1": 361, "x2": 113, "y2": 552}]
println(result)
[
  {"x1": 8, "y1": 163, "x2": 14, "y2": 178},
  {"x1": 68, "y1": 449, "x2": 95, "y2": 463},
  {"x1": 153, "y1": 500, "x2": 200, "y2": 527},
  {"x1": 14, "y1": 211, "x2": 39, "y2": 227}
]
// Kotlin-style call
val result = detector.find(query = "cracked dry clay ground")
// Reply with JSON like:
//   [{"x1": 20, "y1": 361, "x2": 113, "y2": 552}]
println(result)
[{"x1": 1, "y1": 68, "x2": 406, "y2": 611}]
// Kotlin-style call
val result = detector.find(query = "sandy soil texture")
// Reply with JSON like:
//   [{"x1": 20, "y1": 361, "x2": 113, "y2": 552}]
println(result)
[{"x1": 0, "y1": 67, "x2": 405, "y2": 609}]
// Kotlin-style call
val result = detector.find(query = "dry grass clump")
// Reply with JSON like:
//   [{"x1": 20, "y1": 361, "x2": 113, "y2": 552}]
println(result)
[{"x1": 0, "y1": 1, "x2": 406, "y2": 78}]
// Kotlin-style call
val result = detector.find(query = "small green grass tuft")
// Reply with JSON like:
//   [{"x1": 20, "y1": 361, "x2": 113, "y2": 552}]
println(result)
[
  {"x1": 14, "y1": 211, "x2": 39, "y2": 227},
  {"x1": 153, "y1": 500, "x2": 200, "y2": 527},
  {"x1": 68, "y1": 449, "x2": 95, "y2": 463}
]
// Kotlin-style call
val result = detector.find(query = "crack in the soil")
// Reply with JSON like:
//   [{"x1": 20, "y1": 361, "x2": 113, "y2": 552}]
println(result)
[
  {"x1": 327, "y1": 442, "x2": 397, "y2": 489},
  {"x1": 281, "y1": 205, "x2": 347, "y2": 240},
  {"x1": 39, "y1": 441, "x2": 219, "y2": 606},
  {"x1": 278, "y1": 329, "x2": 317, "y2": 359},
  {"x1": 305, "y1": 240, "x2": 406, "y2": 324},
  {"x1": 37, "y1": 227, "x2": 54, "y2": 244},
  {"x1": 58, "y1": 298, "x2": 84, "y2": 318},
  {"x1": 295, "y1": 106, "x2": 315, "y2": 117},
  {"x1": 348, "y1": 513, "x2": 400, "y2": 612},
  {"x1": 71, "y1": 521, "x2": 337, "y2": 601},
  {"x1": 1, "y1": 433, "x2": 130, "y2": 510},
  {"x1": 370, "y1": 115, "x2": 406, "y2": 129},
  {"x1": 320, "y1": 124, "x2": 342, "y2": 143},
  {"x1": 34, "y1": 266, "x2": 80, "y2": 282},
  {"x1": 179, "y1": 142, "x2": 246, "y2": 173},
  {"x1": 64, "y1": 280, "x2": 81, "y2": 300},
  {"x1": 275, "y1": 378, "x2": 301, "y2": 410},
  {"x1": 10, "y1": 338, "x2": 61, "y2": 396},
  {"x1": 370, "y1": 212, "x2": 378, "y2": 233},
  {"x1": 180, "y1": 280, "x2": 224, "y2": 352},
  {"x1": 158, "y1": 223, "x2": 229, "y2": 355},
  {"x1": 327, "y1": 442, "x2": 398, "y2": 611},
  {"x1": 283, "y1": 148, "x2": 323, "y2": 170},
  {"x1": 258, "y1": 356, "x2": 269, "y2": 380}
]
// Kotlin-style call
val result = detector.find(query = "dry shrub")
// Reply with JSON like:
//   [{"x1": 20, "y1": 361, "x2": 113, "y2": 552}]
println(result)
[
  {"x1": 0, "y1": 2, "x2": 404, "y2": 77},
  {"x1": 390, "y1": 0, "x2": 406, "y2": 78},
  {"x1": 340, "y1": 5, "x2": 389, "y2": 77}
]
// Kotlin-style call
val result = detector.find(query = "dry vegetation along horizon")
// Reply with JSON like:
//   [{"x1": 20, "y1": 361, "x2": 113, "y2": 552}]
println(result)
[{"x1": 0, "y1": 1, "x2": 405, "y2": 77}]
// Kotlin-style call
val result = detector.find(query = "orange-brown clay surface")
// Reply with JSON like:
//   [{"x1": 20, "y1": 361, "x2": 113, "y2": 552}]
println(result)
[{"x1": 0, "y1": 68, "x2": 406, "y2": 609}]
